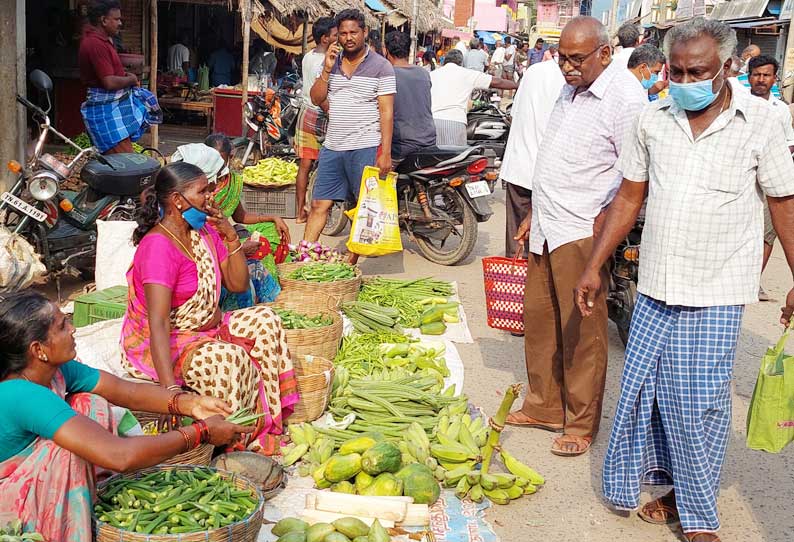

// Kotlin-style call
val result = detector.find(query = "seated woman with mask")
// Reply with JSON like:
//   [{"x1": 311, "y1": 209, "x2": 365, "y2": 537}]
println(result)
[
  {"x1": 0, "y1": 290, "x2": 249, "y2": 542},
  {"x1": 174, "y1": 139, "x2": 289, "y2": 310},
  {"x1": 120, "y1": 162, "x2": 298, "y2": 455}
]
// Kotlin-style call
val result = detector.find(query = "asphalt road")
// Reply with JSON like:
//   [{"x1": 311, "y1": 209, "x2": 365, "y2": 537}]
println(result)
[{"x1": 330, "y1": 185, "x2": 794, "y2": 542}]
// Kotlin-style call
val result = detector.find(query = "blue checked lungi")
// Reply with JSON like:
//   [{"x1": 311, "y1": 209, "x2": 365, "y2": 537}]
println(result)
[
  {"x1": 80, "y1": 87, "x2": 162, "y2": 153},
  {"x1": 602, "y1": 294, "x2": 744, "y2": 533}
]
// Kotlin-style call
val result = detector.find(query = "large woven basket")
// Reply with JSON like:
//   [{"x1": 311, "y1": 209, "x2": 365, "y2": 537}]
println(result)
[
  {"x1": 286, "y1": 355, "x2": 334, "y2": 424},
  {"x1": 94, "y1": 465, "x2": 264, "y2": 542},
  {"x1": 268, "y1": 302, "x2": 343, "y2": 360},
  {"x1": 131, "y1": 412, "x2": 214, "y2": 466},
  {"x1": 277, "y1": 264, "x2": 361, "y2": 311}
]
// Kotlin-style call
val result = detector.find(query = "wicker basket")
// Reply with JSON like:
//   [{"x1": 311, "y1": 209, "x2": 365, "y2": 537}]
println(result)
[
  {"x1": 286, "y1": 355, "x2": 335, "y2": 424},
  {"x1": 94, "y1": 465, "x2": 264, "y2": 542},
  {"x1": 277, "y1": 264, "x2": 361, "y2": 312},
  {"x1": 268, "y1": 302, "x2": 343, "y2": 360},
  {"x1": 130, "y1": 412, "x2": 214, "y2": 466}
]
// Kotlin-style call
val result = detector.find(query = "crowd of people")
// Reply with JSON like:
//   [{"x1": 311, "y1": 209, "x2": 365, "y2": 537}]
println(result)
[{"x1": 4, "y1": 1, "x2": 794, "y2": 541}]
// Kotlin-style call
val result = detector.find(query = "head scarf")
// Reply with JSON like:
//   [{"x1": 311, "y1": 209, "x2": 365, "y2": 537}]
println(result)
[{"x1": 170, "y1": 143, "x2": 229, "y2": 184}]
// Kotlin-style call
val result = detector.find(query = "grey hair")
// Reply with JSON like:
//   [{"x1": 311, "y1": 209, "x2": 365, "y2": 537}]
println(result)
[
  {"x1": 730, "y1": 55, "x2": 742, "y2": 72},
  {"x1": 663, "y1": 17, "x2": 737, "y2": 64},
  {"x1": 566, "y1": 16, "x2": 610, "y2": 46},
  {"x1": 627, "y1": 43, "x2": 666, "y2": 69},
  {"x1": 444, "y1": 49, "x2": 464, "y2": 66},
  {"x1": 616, "y1": 23, "x2": 641, "y2": 48}
]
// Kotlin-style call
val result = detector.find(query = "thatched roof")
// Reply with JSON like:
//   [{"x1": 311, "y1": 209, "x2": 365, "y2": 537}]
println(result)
[{"x1": 382, "y1": 0, "x2": 443, "y2": 32}]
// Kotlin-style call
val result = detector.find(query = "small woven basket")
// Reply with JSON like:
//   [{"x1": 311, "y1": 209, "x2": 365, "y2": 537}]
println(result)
[
  {"x1": 131, "y1": 412, "x2": 214, "y2": 466},
  {"x1": 482, "y1": 251, "x2": 528, "y2": 333},
  {"x1": 93, "y1": 465, "x2": 264, "y2": 542},
  {"x1": 277, "y1": 264, "x2": 361, "y2": 311},
  {"x1": 286, "y1": 355, "x2": 334, "y2": 424},
  {"x1": 268, "y1": 302, "x2": 343, "y2": 360}
]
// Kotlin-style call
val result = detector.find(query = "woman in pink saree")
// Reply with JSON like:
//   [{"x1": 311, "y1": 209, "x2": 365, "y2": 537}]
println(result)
[{"x1": 0, "y1": 290, "x2": 249, "y2": 542}]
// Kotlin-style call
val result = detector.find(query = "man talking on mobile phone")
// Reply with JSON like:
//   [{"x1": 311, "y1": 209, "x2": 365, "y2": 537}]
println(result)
[{"x1": 304, "y1": 8, "x2": 396, "y2": 250}]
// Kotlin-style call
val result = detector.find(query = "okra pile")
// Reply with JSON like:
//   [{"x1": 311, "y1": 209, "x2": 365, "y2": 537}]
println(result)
[
  {"x1": 273, "y1": 307, "x2": 334, "y2": 329},
  {"x1": 94, "y1": 468, "x2": 258, "y2": 535},
  {"x1": 287, "y1": 262, "x2": 356, "y2": 282}
]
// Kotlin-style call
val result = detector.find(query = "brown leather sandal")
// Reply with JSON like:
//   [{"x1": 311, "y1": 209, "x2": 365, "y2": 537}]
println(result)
[
  {"x1": 550, "y1": 434, "x2": 592, "y2": 456},
  {"x1": 638, "y1": 490, "x2": 678, "y2": 525},
  {"x1": 505, "y1": 411, "x2": 564, "y2": 432},
  {"x1": 684, "y1": 532, "x2": 721, "y2": 542}
]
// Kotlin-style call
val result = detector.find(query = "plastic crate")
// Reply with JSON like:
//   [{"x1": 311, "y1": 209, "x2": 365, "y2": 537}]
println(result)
[
  {"x1": 73, "y1": 286, "x2": 128, "y2": 328},
  {"x1": 242, "y1": 184, "x2": 298, "y2": 219}
]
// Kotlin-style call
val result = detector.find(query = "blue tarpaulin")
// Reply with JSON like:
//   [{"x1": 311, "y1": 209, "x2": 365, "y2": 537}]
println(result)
[
  {"x1": 475, "y1": 30, "x2": 504, "y2": 45},
  {"x1": 365, "y1": 0, "x2": 389, "y2": 12}
]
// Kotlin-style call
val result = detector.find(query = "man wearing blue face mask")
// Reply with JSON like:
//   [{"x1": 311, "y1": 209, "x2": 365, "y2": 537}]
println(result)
[
  {"x1": 574, "y1": 17, "x2": 794, "y2": 542},
  {"x1": 627, "y1": 44, "x2": 667, "y2": 101}
]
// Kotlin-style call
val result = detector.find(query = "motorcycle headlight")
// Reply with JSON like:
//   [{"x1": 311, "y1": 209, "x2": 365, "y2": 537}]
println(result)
[
  {"x1": 243, "y1": 102, "x2": 255, "y2": 119},
  {"x1": 28, "y1": 171, "x2": 59, "y2": 201}
]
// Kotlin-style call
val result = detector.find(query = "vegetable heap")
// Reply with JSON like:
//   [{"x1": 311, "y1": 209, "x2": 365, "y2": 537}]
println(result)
[
  {"x1": 0, "y1": 521, "x2": 44, "y2": 542},
  {"x1": 289, "y1": 240, "x2": 346, "y2": 263},
  {"x1": 274, "y1": 307, "x2": 334, "y2": 329},
  {"x1": 272, "y1": 516, "x2": 391, "y2": 542},
  {"x1": 243, "y1": 157, "x2": 298, "y2": 186},
  {"x1": 94, "y1": 468, "x2": 258, "y2": 534},
  {"x1": 287, "y1": 263, "x2": 356, "y2": 283},
  {"x1": 358, "y1": 278, "x2": 454, "y2": 328},
  {"x1": 341, "y1": 301, "x2": 402, "y2": 334},
  {"x1": 333, "y1": 331, "x2": 414, "y2": 378}
]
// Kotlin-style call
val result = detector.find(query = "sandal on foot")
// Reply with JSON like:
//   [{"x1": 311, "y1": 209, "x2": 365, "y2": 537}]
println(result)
[
  {"x1": 505, "y1": 411, "x2": 564, "y2": 432},
  {"x1": 550, "y1": 434, "x2": 592, "y2": 456},
  {"x1": 638, "y1": 490, "x2": 678, "y2": 525},
  {"x1": 684, "y1": 532, "x2": 721, "y2": 542}
]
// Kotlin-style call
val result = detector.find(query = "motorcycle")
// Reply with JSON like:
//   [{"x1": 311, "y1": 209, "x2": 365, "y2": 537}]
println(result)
[
  {"x1": 309, "y1": 145, "x2": 493, "y2": 266},
  {"x1": 232, "y1": 63, "x2": 302, "y2": 168},
  {"x1": 467, "y1": 90, "x2": 511, "y2": 178},
  {"x1": 1, "y1": 70, "x2": 160, "y2": 286},
  {"x1": 608, "y1": 218, "x2": 643, "y2": 346}
]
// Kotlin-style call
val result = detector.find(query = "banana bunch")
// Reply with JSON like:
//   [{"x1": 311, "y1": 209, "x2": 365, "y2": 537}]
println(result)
[
  {"x1": 281, "y1": 424, "x2": 335, "y2": 472},
  {"x1": 442, "y1": 449, "x2": 545, "y2": 505},
  {"x1": 402, "y1": 422, "x2": 432, "y2": 464}
]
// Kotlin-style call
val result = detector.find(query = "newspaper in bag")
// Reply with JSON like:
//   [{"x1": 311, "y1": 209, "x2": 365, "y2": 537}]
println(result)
[{"x1": 346, "y1": 166, "x2": 402, "y2": 257}]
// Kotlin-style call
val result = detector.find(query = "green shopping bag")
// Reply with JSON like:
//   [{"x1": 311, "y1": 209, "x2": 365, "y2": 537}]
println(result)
[{"x1": 746, "y1": 320, "x2": 794, "y2": 453}]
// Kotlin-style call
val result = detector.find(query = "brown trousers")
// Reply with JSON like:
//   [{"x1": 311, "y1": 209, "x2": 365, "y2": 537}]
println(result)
[
  {"x1": 520, "y1": 237, "x2": 610, "y2": 437},
  {"x1": 504, "y1": 183, "x2": 532, "y2": 257}
]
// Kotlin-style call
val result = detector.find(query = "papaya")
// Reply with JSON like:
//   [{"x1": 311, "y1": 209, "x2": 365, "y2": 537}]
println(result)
[
  {"x1": 338, "y1": 433, "x2": 383, "y2": 455},
  {"x1": 324, "y1": 453, "x2": 362, "y2": 483},
  {"x1": 359, "y1": 472, "x2": 403, "y2": 497},
  {"x1": 306, "y1": 523, "x2": 335, "y2": 542},
  {"x1": 272, "y1": 517, "x2": 309, "y2": 537},
  {"x1": 361, "y1": 442, "x2": 402, "y2": 476},
  {"x1": 332, "y1": 517, "x2": 370, "y2": 539},
  {"x1": 331, "y1": 481, "x2": 356, "y2": 494},
  {"x1": 354, "y1": 471, "x2": 374, "y2": 493},
  {"x1": 395, "y1": 463, "x2": 441, "y2": 505}
]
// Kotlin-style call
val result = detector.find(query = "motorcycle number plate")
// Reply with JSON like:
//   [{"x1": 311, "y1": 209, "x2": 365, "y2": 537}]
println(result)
[
  {"x1": 1, "y1": 192, "x2": 47, "y2": 222},
  {"x1": 465, "y1": 180, "x2": 491, "y2": 198}
]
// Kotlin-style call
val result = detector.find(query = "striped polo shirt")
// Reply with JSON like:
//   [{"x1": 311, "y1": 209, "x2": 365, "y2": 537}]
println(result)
[{"x1": 324, "y1": 47, "x2": 396, "y2": 151}]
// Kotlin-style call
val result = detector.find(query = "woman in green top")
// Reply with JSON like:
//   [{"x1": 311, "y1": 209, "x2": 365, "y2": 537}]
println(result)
[
  {"x1": 0, "y1": 290, "x2": 252, "y2": 542},
  {"x1": 205, "y1": 134, "x2": 291, "y2": 310}
]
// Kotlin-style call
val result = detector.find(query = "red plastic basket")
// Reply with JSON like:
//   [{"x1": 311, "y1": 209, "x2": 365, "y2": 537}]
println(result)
[{"x1": 482, "y1": 251, "x2": 527, "y2": 333}]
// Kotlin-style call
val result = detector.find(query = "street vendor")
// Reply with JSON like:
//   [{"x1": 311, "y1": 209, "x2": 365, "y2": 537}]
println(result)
[
  {"x1": 120, "y1": 162, "x2": 299, "y2": 455},
  {"x1": 176, "y1": 137, "x2": 290, "y2": 309},
  {"x1": 78, "y1": 0, "x2": 161, "y2": 154},
  {"x1": 0, "y1": 289, "x2": 250, "y2": 542}
]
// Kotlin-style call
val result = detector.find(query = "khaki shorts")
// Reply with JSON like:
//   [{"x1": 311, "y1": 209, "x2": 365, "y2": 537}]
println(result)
[{"x1": 764, "y1": 198, "x2": 777, "y2": 246}]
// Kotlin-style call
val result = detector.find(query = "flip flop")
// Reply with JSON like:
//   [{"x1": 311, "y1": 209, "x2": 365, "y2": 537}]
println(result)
[
  {"x1": 550, "y1": 435, "x2": 592, "y2": 457},
  {"x1": 505, "y1": 411, "x2": 564, "y2": 432},
  {"x1": 638, "y1": 491, "x2": 679, "y2": 525},
  {"x1": 684, "y1": 532, "x2": 721, "y2": 542}
]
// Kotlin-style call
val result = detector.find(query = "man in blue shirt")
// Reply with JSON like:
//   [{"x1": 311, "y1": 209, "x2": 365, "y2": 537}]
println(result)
[{"x1": 528, "y1": 38, "x2": 545, "y2": 65}]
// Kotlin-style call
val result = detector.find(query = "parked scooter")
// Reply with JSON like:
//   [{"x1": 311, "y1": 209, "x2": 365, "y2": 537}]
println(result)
[
  {"x1": 308, "y1": 146, "x2": 493, "y2": 266},
  {"x1": 608, "y1": 218, "x2": 643, "y2": 346},
  {"x1": 467, "y1": 90, "x2": 510, "y2": 179},
  {"x1": 0, "y1": 70, "x2": 160, "y2": 285}
]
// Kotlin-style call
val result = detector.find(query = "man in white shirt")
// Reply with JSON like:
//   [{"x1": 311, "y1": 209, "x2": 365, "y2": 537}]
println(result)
[
  {"x1": 453, "y1": 37, "x2": 468, "y2": 55},
  {"x1": 463, "y1": 39, "x2": 489, "y2": 72},
  {"x1": 500, "y1": 60, "x2": 564, "y2": 256},
  {"x1": 611, "y1": 22, "x2": 641, "y2": 68},
  {"x1": 575, "y1": 18, "x2": 794, "y2": 542},
  {"x1": 490, "y1": 39, "x2": 506, "y2": 78},
  {"x1": 503, "y1": 37, "x2": 517, "y2": 81},
  {"x1": 430, "y1": 49, "x2": 517, "y2": 145},
  {"x1": 167, "y1": 33, "x2": 191, "y2": 75},
  {"x1": 746, "y1": 54, "x2": 794, "y2": 299}
]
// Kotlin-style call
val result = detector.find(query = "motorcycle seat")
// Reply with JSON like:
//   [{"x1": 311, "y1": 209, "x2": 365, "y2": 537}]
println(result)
[{"x1": 396, "y1": 146, "x2": 482, "y2": 173}]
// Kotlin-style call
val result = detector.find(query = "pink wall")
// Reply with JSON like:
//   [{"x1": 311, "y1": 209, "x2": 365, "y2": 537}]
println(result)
[
  {"x1": 474, "y1": 0, "x2": 508, "y2": 31},
  {"x1": 537, "y1": 0, "x2": 560, "y2": 25}
]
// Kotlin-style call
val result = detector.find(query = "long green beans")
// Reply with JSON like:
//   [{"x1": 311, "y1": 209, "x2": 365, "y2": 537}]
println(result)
[
  {"x1": 359, "y1": 278, "x2": 453, "y2": 327},
  {"x1": 288, "y1": 263, "x2": 356, "y2": 282}
]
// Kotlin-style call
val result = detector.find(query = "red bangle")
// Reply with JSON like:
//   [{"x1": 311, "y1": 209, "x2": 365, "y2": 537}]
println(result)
[
  {"x1": 168, "y1": 392, "x2": 187, "y2": 415},
  {"x1": 192, "y1": 423, "x2": 202, "y2": 449},
  {"x1": 197, "y1": 419, "x2": 210, "y2": 444},
  {"x1": 176, "y1": 428, "x2": 191, "y2": 452}
]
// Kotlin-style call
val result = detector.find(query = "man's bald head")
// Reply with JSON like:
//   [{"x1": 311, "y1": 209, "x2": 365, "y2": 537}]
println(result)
[
  {"x1": 558, "y1": 16, "x2": 612, "y2": 89},
  {"x1": 741, "y1": 44, "x2": 760, "y2": 60}
]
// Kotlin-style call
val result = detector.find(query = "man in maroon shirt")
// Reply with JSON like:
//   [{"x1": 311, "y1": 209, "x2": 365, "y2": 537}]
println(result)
[{"x1": 79, "y1": 1, "x2": 160, "y2": 154}]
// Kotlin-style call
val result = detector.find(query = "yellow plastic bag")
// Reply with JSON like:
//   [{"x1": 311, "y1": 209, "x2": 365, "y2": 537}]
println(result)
[{"x1": 346, "y1": 166, "x2": 403, "y2": 257}]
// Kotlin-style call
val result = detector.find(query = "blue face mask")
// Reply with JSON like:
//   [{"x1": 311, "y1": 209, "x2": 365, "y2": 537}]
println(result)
[
  {"x1": 178, "y1": 193, "x2": 208, "y2": 230},
  {"x1": 668, "y1": 70, "x2": 724, "y2": 111},
  {"x1": 640, "y1": 68, "x2": 658, "y2": 90}
]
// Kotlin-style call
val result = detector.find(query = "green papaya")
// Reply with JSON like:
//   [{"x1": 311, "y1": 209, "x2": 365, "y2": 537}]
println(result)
[
  {"x1": 359, "y1": 472, "x2": 403, "y2": 497},
  {"x1": 324, "y1": 453, "x2": 362, "y2": 483},
  {"x1": 354, "y1": 471, "x2": 374, "y2": 493},
  {"x1": 306, "y1": 523, "x2": 335, "y2": 542},
  {"x1": 395, "y1": 463, "x2": 441, "y2": 504},
  {"x1": 272, "y1": 517, "x2": 309, "y2": 537},
  {"x1": 332, "y1": 517, "x2": 370, "y2": 538},
  {"x1": 338, "y1": 433, "x2": 383, "y2": 455},
  {"x1": 331, "y1": 481, "x2": 356, "y2": 494},
  {"x1": 361, "y1": 442, "x2": 402, "y2": 475}
]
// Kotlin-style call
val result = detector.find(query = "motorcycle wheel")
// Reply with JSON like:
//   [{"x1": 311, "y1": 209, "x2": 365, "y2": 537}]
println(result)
[
  {"x1": 617, "y1": 281, "x2": 637, "y2": 347},
  {"x1": 413, "y1": 187, "x2": 477, "y2": 266},
  {"x1": 231, "y1": 141, "x2": 263, "y2": 170},
  {"x1": 306, "y1": 169, "x2": 349, "y2": 236}
]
